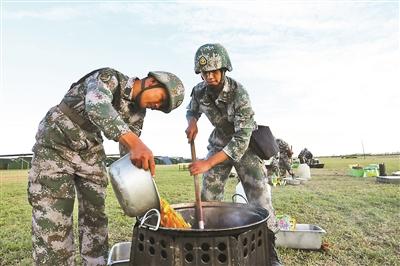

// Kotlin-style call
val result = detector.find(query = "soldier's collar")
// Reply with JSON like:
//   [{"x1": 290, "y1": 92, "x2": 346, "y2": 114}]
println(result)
[
  {"x1": 216, "y1": 77, "x2": 231, "y2": 103},
  {"x1": 122, "y1": 77, "x2": 138, "y2": 101}
]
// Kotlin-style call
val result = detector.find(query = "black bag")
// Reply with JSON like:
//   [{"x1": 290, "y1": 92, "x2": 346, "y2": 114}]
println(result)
[{"x1": 249, "y1": 125, "x2": 279, "y2": 160}]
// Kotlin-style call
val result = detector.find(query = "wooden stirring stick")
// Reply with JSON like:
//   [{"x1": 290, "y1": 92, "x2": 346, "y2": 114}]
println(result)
[{"x1": 190, "y1": 140, "x2": 205, "y2": 229}]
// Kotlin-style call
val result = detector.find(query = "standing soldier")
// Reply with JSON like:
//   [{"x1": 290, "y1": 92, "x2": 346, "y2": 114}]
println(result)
[
  {"x1": 28, "y1": 68, "x2": 184, "y2": 265},
  {"x1": 185, "y1": 43, "x2": 281, "y2": 266}
]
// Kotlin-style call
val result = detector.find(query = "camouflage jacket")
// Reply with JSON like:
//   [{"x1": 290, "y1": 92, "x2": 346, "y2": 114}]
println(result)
[
  {"x1": 276, "y1": 139, "x2": 292, "y2": 159},
  {"x1": 34, "y1": 68, "x2": 146, "y2": 154},
  {"x1": 298, "y1": 149, "x2": 313, "y2": 159},
  {"x1": 186, "y1": 76, "x2": 256, "y2": 162}
]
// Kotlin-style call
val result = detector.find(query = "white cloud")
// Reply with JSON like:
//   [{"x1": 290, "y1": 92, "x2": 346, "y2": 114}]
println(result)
[
  {"x1": 4, "y1": 5, "x2": 89, "y2": 20},
  {"x1": 2, "y1": 2, "x2": 399, "y2": 156}
]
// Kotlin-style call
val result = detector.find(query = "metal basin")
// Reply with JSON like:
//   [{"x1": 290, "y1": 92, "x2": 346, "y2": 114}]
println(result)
[
  {"x1": 107, "y1": 242, "x2": 131, "y2": 266},
  {"x1": 276, "y1": 224, "x2": 326, "y2": 249},
  {"x1": 108, "y1": 154, "x2": 160, "y2": 217}
]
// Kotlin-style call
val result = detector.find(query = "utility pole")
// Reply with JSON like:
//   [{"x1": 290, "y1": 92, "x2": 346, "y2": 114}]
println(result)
[{"x1": 361, "y1": 140, "x2": 365, "y2": 159}]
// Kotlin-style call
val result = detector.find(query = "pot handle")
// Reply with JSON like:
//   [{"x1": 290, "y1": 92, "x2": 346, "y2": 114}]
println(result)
[
  {"x1": 139, "y1": 209, "x2": 161, "y2": 231},
  {"x1": 232, "y1": 193, "x2": 248, "y2": 204}
]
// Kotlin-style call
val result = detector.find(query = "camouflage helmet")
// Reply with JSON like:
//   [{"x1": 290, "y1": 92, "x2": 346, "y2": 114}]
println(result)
[
  {"x1": 147, "y1": 71, "x2": 185, "y2": 113},
  {"x1": 194, "y1": 43, "x2": 233, "y2": 74}
]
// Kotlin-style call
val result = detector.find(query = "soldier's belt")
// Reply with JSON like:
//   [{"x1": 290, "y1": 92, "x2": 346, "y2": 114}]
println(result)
[{"x1": 58, "y1": 101, "x2": 97, "y2": 132}]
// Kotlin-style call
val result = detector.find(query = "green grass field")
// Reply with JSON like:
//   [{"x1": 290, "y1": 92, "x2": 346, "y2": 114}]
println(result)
[{"x1": 1, "y1": 155, "x2": 399, "y2": 265}]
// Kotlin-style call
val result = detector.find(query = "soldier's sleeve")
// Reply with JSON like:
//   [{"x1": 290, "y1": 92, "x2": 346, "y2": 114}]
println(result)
[
  {"x1": 186, "y1": 87, "x2": 202, "y2": 121},
  {"x1": 85, "y1": 69, "x2": 131, "y2": 141},
  {"x1": 222, "y1": 88, "x2": 255, "y2": 162},
  {"x1": 118, "y1": 121, "x2": 143, "y2": 156},
  {"x1": 283, "y1": 141, "x2": 290, "y2": 153},
  {"x1": 128, "y1": 116, "x2": 144, "y2": 137}
]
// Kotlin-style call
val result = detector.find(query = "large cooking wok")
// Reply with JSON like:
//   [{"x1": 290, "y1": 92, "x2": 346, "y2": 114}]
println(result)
[
  {"x1": 130, "y1": 201, "x2": 271, "y2": 266},
  {"x1": 140, "y1": 201, "x2": 269, "y2": 235}
]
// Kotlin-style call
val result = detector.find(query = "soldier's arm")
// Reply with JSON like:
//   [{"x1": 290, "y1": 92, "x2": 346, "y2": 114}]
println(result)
[
  {"x1": 85, "y1": 70, "x2": 131, "y2": 141},
  {"x1": 189, "y1": 151, "x2": 228, "y2": 176},
  {"x1": 185, "y1": 87, "x2": 202, "y2": 142},
  {"x1": 85, "y1": 71, "x2": 156, "y2": 175},
  {"x1": 119, "y1": 122, "x2": 144, "y2": 156},
  {"x1": 222, "y1": 88, "x2": 255, "y2": 162},
  {"x1": 186, "y1": 93, "x2": 201, "y2": 120}
]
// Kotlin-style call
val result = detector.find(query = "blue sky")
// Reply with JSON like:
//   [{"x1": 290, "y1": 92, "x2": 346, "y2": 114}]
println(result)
[{"x1": 1, "y1": 1, "x2": 399, "y2": 158}]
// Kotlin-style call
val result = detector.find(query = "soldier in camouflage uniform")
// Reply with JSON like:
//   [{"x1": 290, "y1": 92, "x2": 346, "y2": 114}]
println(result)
[
  {"x1": 298, "y1": 147, "x2": 313, "y2": 165},
  {"x1": 185, "y1": 43, "x2": 281, "y2": 266},
  {"x1": 270, "y1": 138, "x2": 294, "y2": 178},
  {"x1": 28, "y1": 68, "x2": 184, "y2": 265}
]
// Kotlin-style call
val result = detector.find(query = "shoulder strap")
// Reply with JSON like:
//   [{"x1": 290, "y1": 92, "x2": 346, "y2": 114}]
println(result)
[
  {"x1": 70, "y1": 68, "x2": 108, "y2": 89},
  {"x1": 111, "y1": 71, "x2": 122, "y2": 109}
]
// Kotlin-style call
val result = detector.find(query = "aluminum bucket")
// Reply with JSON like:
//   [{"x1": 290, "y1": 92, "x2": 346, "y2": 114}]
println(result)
[{"x1": 108, "y1": 154, "x2": 160, "y2": 217}]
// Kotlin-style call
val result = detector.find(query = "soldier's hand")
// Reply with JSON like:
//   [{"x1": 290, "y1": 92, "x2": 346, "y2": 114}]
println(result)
[
  {"x1": 130, "y1": 143, "x2": 156, "y2": 177},
  {"x1": 119, "y1": 132, "x2": 156, "y2": 177},
  {"x1": 185, "y1": 118, "x2": 198, "y2": 143},
  {"x1": 189, "y1": 160, "x2": 211, "y2": 176}
]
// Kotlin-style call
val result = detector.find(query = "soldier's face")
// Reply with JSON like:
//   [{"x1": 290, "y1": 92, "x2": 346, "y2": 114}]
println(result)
[
  {"x1": 201, "y1": 70, "x2": 222, "y2": 87},
  {"x1": 140, "y1": 87, "x2": 168, "y2": 110}
]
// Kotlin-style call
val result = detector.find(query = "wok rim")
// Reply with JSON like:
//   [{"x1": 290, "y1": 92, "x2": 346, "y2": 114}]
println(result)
[{"x1": 139, "y1": 201, "x2": 270, "y2": 235}]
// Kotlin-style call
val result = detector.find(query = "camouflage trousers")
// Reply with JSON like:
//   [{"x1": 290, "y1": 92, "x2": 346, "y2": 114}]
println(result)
[
  {"x1": 28, "y1": 146, "x2": 109, "y2": 266},
  {"x1": 201, "y1": 147, "x2": 277, "y2": 231}
]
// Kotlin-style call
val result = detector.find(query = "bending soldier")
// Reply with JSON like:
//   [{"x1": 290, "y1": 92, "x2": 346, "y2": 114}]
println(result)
[
  {"x1": 298, "y1": 147, "x2": 313, "y2": 165},
  {"x1": 28, "y1": 68, "x2": 184, "y2": 265}
]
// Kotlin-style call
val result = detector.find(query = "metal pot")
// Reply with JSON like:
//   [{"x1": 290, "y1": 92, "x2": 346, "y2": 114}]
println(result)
[
  {"x1": 130, "y1": 201, "x2": 271, "y2": 265},
  {"x1": 108, "y1": 154, "x2": 160, "y2": 217}
]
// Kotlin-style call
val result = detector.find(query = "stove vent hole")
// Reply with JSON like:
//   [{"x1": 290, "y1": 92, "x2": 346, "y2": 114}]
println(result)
[
  {"x1": 201, "y1": 243, "x2": 210, "y2": 251},
  {"x1": 217, "y1": 242, "x2": 226, "y2": 251},
  {"x1": 251, "y1": 233, "x2": 255, "y2": 241},
  {"x1": 160, "y1": 239, "x2": 167, "y2": 248},
  {"x1": 184, "y1": 243, "x2": 193, "y2": 251},
  {"x1": 201, "y1": 254, "x2": 210, "y2": 263},
  {"x1": 139, "y1": 233, "x2": 144, "y2": 241},
  {"x1": 258, "y1": 239, "x2": 262, "y2": 247},
  {"x1": 185, "y1": 253, "x2": 194, "y2": 263},
  {"x1": 243, "y1": 247, "x2": 248, "y2": 258},
  {"x1": 149, "y1": 237, "x2": 155, "y2": 245},
  {"x1": 161, "y1": 250, "x2": 168, "y2": 259},
  {"x1": 251, "y1": 243, "x2": 255, "y2": 252},
  {"x1": 218, "y1": 253, "x2": 227, "y2": 263},
  {"x1": 258, "y1": 230, "x2": 262, "y2": 237},
  {"x1": 149, "y1": 246, "x2": 155, "y2": 255},
  {"x1": 138, "y1": 243, "x2": 144, "y2": 252},
  {"x1": 242, "y1": 237, "x2": 248, "y2": 246}
]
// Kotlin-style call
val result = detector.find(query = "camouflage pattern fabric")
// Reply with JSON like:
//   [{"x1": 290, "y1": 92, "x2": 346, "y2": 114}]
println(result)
[
  {"x1": 186, "y1": 76, "x2": 277, "y2": 230},
  {"x1": 194, "y1": 43, "x2": 233, "y2": 74},
  {"x1": 298, "y1": 148, "x2": 313, "y2": 164},
  {"x1": 28, "y1": 68, "x2": 146, "y2": 265},
  {"x1": 274, "y1": 138, "x2": 293, "y2": 177},
  {"x1": 268, "y1": 156, "x2": 281, "y2": 178}
]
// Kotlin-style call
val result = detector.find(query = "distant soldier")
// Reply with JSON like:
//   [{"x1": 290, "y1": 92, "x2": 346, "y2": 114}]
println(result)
[
  {"x1": 298, "y1": 147, "x2": 313, "y2": 165},
  {"x1": 276, "y1": 138, "x2": 294, "y2": 177},
  {"x1": 28, "y1": 68, "x2": 184, "y2": 265},
  {"x1": 185, "y1": 43, "x2": 281, "y2": 266}
]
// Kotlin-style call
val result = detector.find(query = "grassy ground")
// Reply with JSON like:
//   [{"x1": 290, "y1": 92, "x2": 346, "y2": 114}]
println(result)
[{"x1": 0, "y1": 155, "x2": 399, "y2": 265}]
